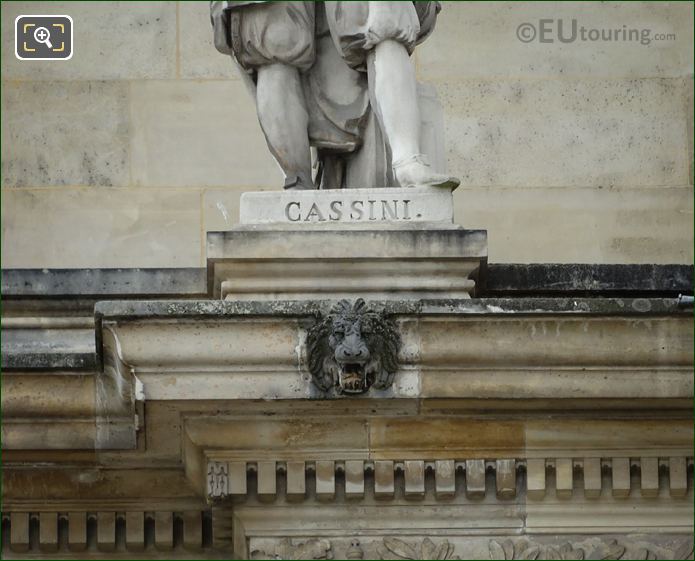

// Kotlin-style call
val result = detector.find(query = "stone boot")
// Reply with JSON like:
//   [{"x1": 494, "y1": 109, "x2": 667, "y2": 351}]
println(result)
[{"x1": 393, "y1": 154, "x2": 460, "y2": 189}]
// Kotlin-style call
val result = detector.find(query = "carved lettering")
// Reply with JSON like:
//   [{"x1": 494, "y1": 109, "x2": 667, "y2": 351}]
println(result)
[
  {"x1": 329, "y1": 200, "x2": 343, "y2": 221},
  {"x1": 381, "y1": 200, "x2": 398, "y2": 220},
  {"x1": 368, "y1": 200, "x2": 377, "y2": 220},
  {"x1": 283, "y1": 199, "x2": 417, "y2": 222},
  {"x1": 285, "y1": 201, "x2": 301, "y2": 222},
  {"x1": 350, "y1": 200, "x2": 365, "y2": 220},
  {"x1": 402, "y1": 200, "x2": 412, "y2": 220},
  {"x1": 304, "y1": 202, "x2": 326, "y2": 222}
]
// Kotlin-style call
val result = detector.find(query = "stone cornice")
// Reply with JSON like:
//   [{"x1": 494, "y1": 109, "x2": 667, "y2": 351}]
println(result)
[
  {"x1": 93, "y1": 297, "x2": 689, "y2": 319},
  {"x1": 203, "y1": 456, "x2": 694, "y2": 503},
  {"x1": 93, "y1": 298, "x2": 692, "y2": 403}
]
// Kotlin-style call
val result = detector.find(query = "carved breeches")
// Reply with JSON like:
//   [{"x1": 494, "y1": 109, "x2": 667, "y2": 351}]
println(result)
[
  {"x1": 219, "y1": 1, "x2": 439, "y2": 73},
  {"x1": 323, "y1": 1, "x2": 439, "y2": 70},
  {"x1": 231, "y1": 1, "x2": 316, "y2": 72}
]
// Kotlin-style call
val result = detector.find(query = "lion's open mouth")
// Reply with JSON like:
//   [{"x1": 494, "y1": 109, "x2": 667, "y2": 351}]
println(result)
[{"x1": 338, "y1": 363, "x2": 366, "y2": 393}]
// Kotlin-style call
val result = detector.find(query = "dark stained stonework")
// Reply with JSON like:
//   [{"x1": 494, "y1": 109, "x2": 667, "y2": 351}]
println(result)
[
  {"x1": 1, "y1": 328, "x2": 96, "y2": 370},
  {"x1": 1, "y1": 351, "x2": 95, "y2": 370},
  {"x1": 2, "y1": 264, "x2": 691, "y2": 300},
  {"x1": 1, "y1": 268, "x2": 207, "y2": 298},
  {"x1": 482, "y1": 263, "x2": 693, "y2": 296},
  {"x1": 92, "y1": 297, "x2": 689, "y2": 321}
]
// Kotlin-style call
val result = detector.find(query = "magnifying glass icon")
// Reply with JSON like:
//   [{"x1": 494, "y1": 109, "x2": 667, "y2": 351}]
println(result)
[{"x1": 33, "y1": 26, "x2": 53, "y2": 49}]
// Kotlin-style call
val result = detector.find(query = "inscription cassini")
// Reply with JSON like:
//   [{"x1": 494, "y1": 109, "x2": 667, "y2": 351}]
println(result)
[{"x1": 285, "y1": 199, "x2": 412, "y2": 222}]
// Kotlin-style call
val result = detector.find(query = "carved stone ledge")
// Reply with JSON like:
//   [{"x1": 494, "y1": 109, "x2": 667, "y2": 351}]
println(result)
[
  {"x1": 203, "y1": 457, "x2": 694, "y2": 503},
  {"x1": 95, "y1": 298, "x2": 693, "y2": 402},
  {"x1": 1, "y1": 510, "x2": 212, "y2": 555}
]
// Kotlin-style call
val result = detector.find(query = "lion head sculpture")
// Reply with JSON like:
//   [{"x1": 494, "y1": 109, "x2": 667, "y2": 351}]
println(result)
[{"x1": 306, "y1": 299, "x2": 401, "y2": 394}]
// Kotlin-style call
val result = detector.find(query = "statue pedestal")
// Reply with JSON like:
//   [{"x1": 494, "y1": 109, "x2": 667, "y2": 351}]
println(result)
[{"x1": 207, "y1": 187, "x2": 487, "y2": 300}]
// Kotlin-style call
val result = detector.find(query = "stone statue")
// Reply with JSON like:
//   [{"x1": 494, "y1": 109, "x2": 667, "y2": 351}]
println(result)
[{"x1": 211, "y1": 1, "x2": 459, "y2": 190}]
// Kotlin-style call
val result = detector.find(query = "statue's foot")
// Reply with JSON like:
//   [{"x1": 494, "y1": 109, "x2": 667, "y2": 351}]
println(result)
[{"x1": 393, "y1": 154, "x2": 460, "y2": 189}]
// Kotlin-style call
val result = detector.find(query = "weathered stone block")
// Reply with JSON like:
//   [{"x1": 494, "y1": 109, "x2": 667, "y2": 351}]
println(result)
[
  {"x1": 527, "y1": 459, "x2": 546, "y2": 500},
  {"x1": 1, "y1": 188, "x2": 202, "y2": 268},
  {"x1": 640, "y1": 457, "x2": 659, "y2": 498},
  {"x1": 125, "y1": 512, "x2": 145, "y2": 551},
  {"x1": 583, "y1": 458, "x2": 603, "y2": 499},
  {"x1": 316, "y1": 461, "x2": 336, "y2": 501},
  {"x1": 668, "y1": 457, "x2": 688, "y2": 497},
  {"x1": 10, "y1": 512, "x2": 29, "y2": 552},
  {"x1": 182, "y1": 511, "x2": 203, "y2": 550},
  {"x1": 130, "y1": 80, "x2": 281, "y2": 188},
  {"x1": 612, "y1": 457, "x2": 632, "y2": 498},
  {"x1": 374, "y1": 461, "x2": 395, "y2": 499},
  {"x1": 1, "y1": 373, "x2": 95, "y2": 418},
  {"x1": 68, "y1": 512, "x2": 87, "y2": 552},
  {"x1": 496, "y1": 459, "x2": 517, "y2": 499},
  {"x1": 465, "y1": 459, "x2": 486, "y2": 499},
  {"x1": 686, "y1": 78, "x2": 694, "y2": 185},
  {"x1": 2, "y1": 327, "x2": 95, "y2": 370},
  {"x1": 286, "y1": 461, "x2": 306, "y2": 501},
  {"x1": 459, "y1": 185, "x2": 694, "y2": 263},
  {"x1": 555, "y1": 458, "x2": 574, "y2": 499},
  {"x1": 1, "y1": 267, "x2": 207, "y2": 298},
  {"x1": 436, "y1": 78, "x2": 689, "y2": 188},
  {"x1": 404, "y1": 460, "x2": 425, "y2": 499},
  {"x1": 345, "y1": 460, "x2": 365, "y2": 499},
  {"x1": 257, "y1": 461, "x2": 277, "y2": 499},
  {"x1": 155, "y1": 512, "x2": 174, "y2": 550},
  {"x1": 185, "y1": 417, "x2": 369, "y2": 455},
  {"x1": 1, "y1": 1, "x2": 176, "y2": 80},
  {"x1": 370, "y1": 419, "x2": 524, "y2": 459},
  {"x1": 1, "y1": 81, "x2": 130, "y2": 187},
  {"x1": 435, "y1": 460, "x2": 456, "y2": 499},
  {"x1": 418, "y1": 2, "x2": 693, "y2": 80},
  {"x1": 97, "y1": 512, "x2": 116, "y2": 552},
  {"x1": 229, "y1": 462, "x2": 247, "y2": 496},
  {"x1": 179, "y1": 1, "x2": 239, "y2": 79},
  {"x1": 38, "y1": 513, "x2": 58, "y2": 552}
]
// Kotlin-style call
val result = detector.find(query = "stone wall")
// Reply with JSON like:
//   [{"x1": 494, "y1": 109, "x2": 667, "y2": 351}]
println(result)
[{"x1": 1, "y1": 1, "x2": 693, "y2": 267}]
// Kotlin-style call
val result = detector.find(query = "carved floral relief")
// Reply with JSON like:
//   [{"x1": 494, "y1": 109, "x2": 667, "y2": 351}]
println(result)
[{"x1": 248, "y1": 536, "x2": 693, "y2": 561}]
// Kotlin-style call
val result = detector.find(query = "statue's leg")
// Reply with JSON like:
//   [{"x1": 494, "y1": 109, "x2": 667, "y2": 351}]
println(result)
[
  {"x1": 256, "y1": 63, "x2": 313, "y2": 190},
  {"x1": 229, "y1": 1, "x2": 316, "y2": 189},
  {"x1": 325, "y1": 1, "x2": 459, "y2": 188},
  {"x1": 368, "y1": 40, "x2": 458, "y2": 189},
  {"x1": 369, "y1": 39, "x2": 419, "y2": 170}
]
